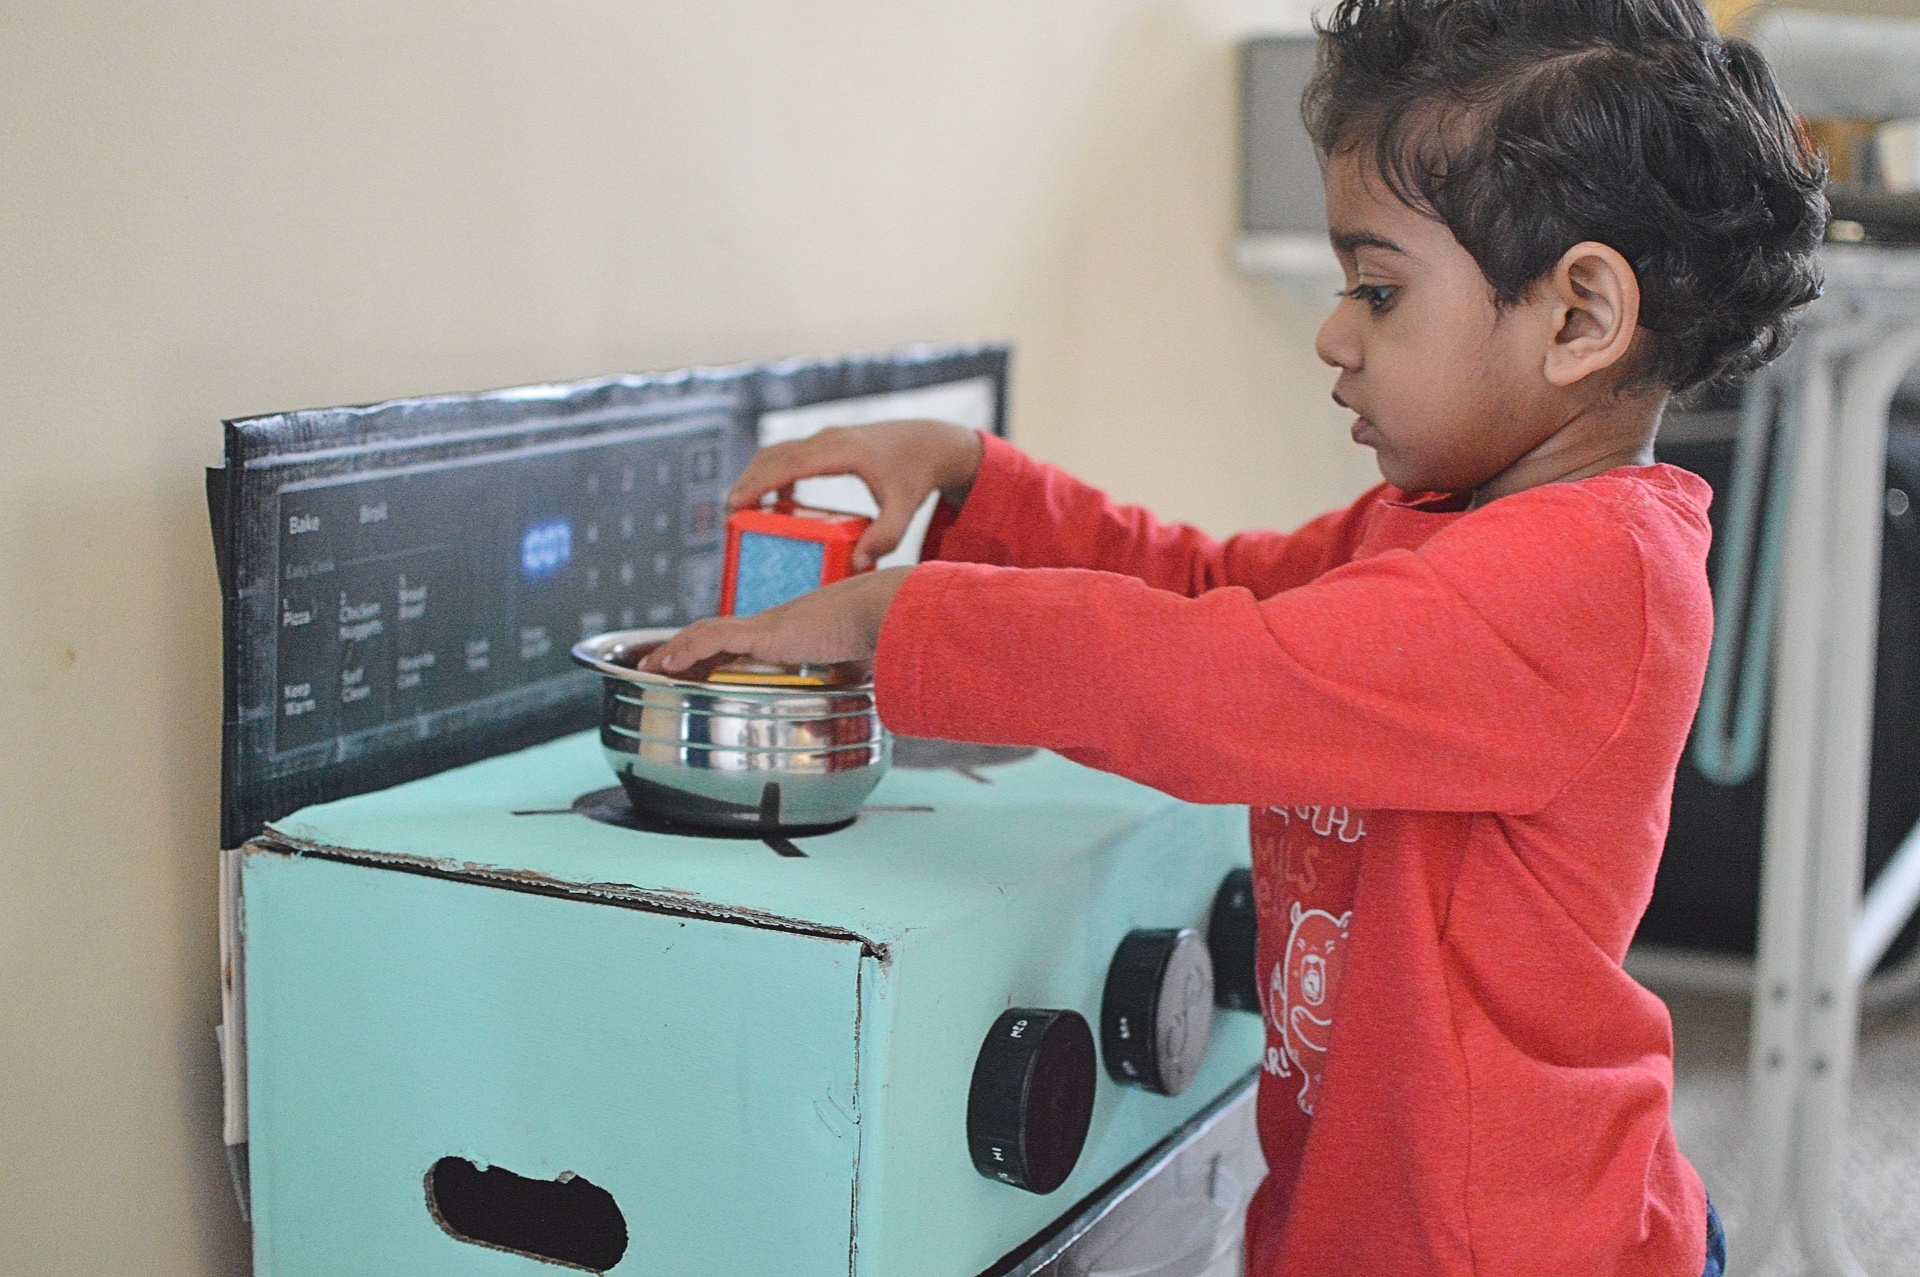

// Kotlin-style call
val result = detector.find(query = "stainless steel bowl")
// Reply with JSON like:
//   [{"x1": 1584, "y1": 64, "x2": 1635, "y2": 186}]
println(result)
[{"x1": 571, "y1": 629, "x2": 889, "y2": 832}]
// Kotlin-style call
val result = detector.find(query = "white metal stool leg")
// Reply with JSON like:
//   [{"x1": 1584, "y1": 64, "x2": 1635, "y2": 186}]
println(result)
[
  {"x1": 1736, "y1": 325, "x2": 1920, "y2": 1277},
  {"x1": 1797, "y1": 328, "x2": 1920, "y2": 1277},
  {"x1": 1737, "y1": 342, "x2": 1835, "y2": 1273}
]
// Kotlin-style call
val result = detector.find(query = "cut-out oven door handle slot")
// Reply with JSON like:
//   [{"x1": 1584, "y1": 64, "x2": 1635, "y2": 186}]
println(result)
[{"x1": 425, "y1": 1157, "x2": 628, "y2": 1273}]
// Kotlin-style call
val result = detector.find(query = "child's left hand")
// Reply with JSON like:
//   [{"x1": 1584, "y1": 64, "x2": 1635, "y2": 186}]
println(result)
[{"x1": 640, "y1": 566, "x2": 914, "y2": 676}]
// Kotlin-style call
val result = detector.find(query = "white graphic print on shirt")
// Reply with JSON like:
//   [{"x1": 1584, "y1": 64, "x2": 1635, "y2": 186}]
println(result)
[
  {"x1": 1265, "y1": 902, "x2": 1353, "y2": 1116},
  {"x1": 1257, "y1": 806, "x2": 1361, "y2": 1117}
]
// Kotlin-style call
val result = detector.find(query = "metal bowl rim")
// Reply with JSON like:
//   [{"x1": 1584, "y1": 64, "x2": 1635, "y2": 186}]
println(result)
[{"x1": 573, "y1": 627, "x2": 875, "y2": 696}]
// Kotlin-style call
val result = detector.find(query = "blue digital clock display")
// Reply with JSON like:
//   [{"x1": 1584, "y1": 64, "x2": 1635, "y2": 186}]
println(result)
[{"x1": 519, "y1": 519, "x2": 573, "y2": 579}]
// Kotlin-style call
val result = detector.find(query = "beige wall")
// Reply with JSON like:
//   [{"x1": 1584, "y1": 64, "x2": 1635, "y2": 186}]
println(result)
[
  {"x1": 1790, "y1": 0, "x2": 1920, "y2": 16},
  {"x1": 1716, "y1": 0, "x2": 1920, "y2": 24},
  {"x1": 0, "y1": 4, "x2": 1364, "y2": 1275}
]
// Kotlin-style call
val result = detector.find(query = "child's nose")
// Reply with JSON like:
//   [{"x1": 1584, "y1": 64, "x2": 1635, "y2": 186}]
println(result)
[{"x1": 1315, "y1": 304, "x2": 1361, "y2": 373}]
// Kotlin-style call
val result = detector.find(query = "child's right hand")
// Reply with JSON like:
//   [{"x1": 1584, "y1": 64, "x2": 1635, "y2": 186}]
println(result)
[{"x1": 728, "y1": 420, "x2": 984, "y2": 570}]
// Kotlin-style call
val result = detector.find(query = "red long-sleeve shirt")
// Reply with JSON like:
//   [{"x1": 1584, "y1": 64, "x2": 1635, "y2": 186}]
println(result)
[{"x1": 876, "y1": 433, "x2": 1714, "y2": 1276}]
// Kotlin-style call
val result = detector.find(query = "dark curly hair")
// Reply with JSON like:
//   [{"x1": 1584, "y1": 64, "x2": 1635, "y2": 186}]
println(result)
[{"x1": 1304, "y1": 0, "x2": 1827, "y2": 392}]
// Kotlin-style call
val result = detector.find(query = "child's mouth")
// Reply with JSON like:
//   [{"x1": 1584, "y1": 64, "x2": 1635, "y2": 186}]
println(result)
[{"x1": 1350, "y1": 417, "x2": 1378, "y2": 446}]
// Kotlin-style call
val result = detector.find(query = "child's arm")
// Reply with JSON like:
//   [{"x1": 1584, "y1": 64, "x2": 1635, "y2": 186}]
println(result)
[
  {"x1": 931, "y1": 432, "x2": 1381, "y2": 599},
  {"x1": 641, "y1": 481, "x2": 1689, "y2": 809},
  {"x1": 726, "y1": 422, "x2": 1374, "y2": 597},
  {"x1": 877, "y1": 486, "x2": 1674, "y2": 813}
]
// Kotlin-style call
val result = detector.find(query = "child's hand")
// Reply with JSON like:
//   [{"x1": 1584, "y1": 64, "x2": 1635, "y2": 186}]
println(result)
[
  {"x1": 728, "y1": 421, "x2": 984, "y2": 569},
  {"x1": 640, "y1": 567, "x2": 914, "y2": 676}
]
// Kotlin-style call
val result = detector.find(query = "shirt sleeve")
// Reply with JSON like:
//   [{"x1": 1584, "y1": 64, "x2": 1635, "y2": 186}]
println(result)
[
  {"x1": 927, "y1": 433, "x2": 1389, "y2": 599},
  {"x1": 877, "y1": 484, "x2": 1648, "y2": 814}
]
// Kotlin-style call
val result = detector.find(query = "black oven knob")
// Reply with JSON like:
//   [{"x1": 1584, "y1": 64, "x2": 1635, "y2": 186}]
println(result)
[
  {"x1": 1208, "y1": 868, "x2": 1260, "y2": 1012},
  {"x1": 966, "y1": 1008, "x2": 1096, "y2": 1195},
  {"x1": 1101, "y1": 928, "x2": 1214, "y2": 1096}
]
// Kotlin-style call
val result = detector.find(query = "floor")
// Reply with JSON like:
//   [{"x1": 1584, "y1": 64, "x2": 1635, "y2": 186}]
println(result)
[{"x1": 1667, "y1": 990, "x2": 1920, "y2": 1275}]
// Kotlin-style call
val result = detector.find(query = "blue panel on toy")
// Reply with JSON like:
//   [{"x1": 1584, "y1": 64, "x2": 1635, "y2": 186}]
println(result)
[{"x1": 733, "y1": 532, "x2": 826, "y2": 616}]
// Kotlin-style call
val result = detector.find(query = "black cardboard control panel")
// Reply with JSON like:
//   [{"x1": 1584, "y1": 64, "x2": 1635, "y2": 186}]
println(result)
[
  {"x1": 270, "y1": 419, "x2": 727, "y2": 755},
  {"x1": 213, "y1": 345, "x2": 1008, "y2": 846}
]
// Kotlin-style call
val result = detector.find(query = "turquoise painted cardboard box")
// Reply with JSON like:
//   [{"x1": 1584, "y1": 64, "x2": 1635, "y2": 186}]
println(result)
[{"x1": 240, "y1": 732, "x2": 1260, "y2": 1275}]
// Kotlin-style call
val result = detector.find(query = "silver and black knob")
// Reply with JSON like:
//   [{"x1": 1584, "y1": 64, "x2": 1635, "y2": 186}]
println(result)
[
  {"x1": 1101, "y1": 928, "x2": 1214, "y2": 1097},
  {"x1": 965, "y1": 1008, "x2": 1097, "y2": 1194},
  {"x1": 1208, "y1": 868, "x2": 1260, "y2": 1012}
]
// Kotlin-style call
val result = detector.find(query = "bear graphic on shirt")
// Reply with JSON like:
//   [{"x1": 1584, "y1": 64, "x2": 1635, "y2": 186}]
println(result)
[{"x1": 1265, "y1": 901, "x2": 1352, "y2": 1117}]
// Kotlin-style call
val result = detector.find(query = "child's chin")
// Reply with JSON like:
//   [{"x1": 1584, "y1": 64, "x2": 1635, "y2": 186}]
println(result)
[
  {"x1": 1370, "y1": 447, "x2": 1449, "y2": 493},
  {"x1": 1373, "y1": 454, "x2": 1417, "y2": 490}
]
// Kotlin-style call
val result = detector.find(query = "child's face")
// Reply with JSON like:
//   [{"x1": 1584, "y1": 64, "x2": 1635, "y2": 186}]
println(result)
[{"x1": 1315, "y1": 150, "x2": 1568, "y2": 495}]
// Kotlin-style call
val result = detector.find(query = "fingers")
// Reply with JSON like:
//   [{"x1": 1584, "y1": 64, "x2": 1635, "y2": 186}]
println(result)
[
  {"x1": 727, "y1": 430, "x2": 860, "y2": 512},
  {"x1": 725, "y1": 423, "x2": 951, "y2": 569},
  {"x1": 637, "y1": 566, "x2": 908, "y2": 678},
  {"x1": 638, "y1": 617, "x2": 753, "y2": 674},
  {"x1": 852, "y1": 495, "x2": 915, "y2": 570}
]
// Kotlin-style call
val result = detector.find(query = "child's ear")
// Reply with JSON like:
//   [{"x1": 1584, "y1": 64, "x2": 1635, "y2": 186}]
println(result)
[{"x1": 1540, "y1": 241, "x2": 1642, "y2": 389}]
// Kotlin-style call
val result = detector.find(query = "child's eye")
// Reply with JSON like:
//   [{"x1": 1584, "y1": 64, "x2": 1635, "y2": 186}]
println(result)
[{"x1": 1339, "y1": 283, "x2": 1398, "y2": 313}]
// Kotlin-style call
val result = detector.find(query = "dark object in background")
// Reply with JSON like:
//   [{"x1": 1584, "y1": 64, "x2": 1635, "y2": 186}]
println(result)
[
  {"x1": 1639, "y1": 410, "x2": 1920, "y2": 971},
  {"x1": 1827, "y1": 188, "x2": 1920, "y2": 245}
]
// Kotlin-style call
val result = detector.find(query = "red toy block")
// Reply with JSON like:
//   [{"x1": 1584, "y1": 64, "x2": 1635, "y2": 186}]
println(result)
[{"x1": 719, "y1": 502, "x2": 873, "y2": 617}]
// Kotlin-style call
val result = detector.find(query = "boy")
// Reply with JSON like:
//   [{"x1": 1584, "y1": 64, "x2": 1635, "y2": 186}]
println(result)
[{"x1": 646, "y1": 1, "x2": 1826, "y2": 1272}]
